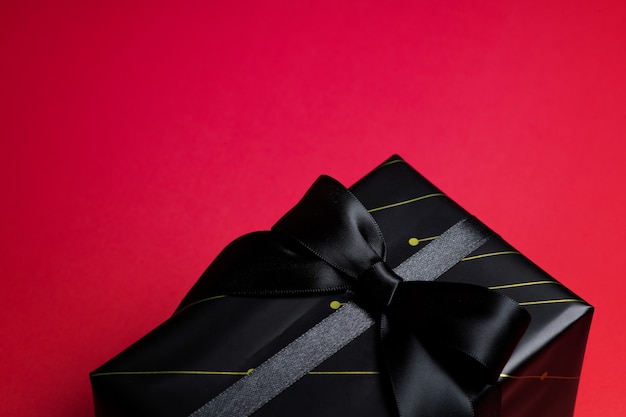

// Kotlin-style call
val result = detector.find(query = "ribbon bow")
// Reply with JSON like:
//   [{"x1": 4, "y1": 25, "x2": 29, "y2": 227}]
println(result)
[{"x1": 182, "y1": 176, "x2": 530, "y2": 417}]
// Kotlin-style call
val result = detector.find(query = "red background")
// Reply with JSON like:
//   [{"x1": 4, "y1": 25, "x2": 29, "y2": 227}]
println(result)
[{"x1": 1, "y1": 1, "x2": 624, "y2": 415}]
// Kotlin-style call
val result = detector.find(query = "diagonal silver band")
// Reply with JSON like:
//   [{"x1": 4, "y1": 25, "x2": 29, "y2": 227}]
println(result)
[{"x1": 189, "y1": 303, "x2": 373, "y2": 417}]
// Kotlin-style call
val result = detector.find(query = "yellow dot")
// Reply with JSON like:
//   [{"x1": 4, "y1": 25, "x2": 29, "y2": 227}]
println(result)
[
  {"x1": 408, "y1": 237, "x2": 419, "y2": 246},
  {"x1": 329, "y1": 301, "x2": 343, "y2": 309}
]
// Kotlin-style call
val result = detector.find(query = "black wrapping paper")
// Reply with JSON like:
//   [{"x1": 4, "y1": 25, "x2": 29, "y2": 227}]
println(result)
[{"x1": 91, "y1": 156, "x2": 593, "y2": 417}]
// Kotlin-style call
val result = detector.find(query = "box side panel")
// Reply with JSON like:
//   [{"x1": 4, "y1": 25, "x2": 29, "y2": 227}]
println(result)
[{"x1": 500, "y1": 309, "x2": 593, "y2": 417}]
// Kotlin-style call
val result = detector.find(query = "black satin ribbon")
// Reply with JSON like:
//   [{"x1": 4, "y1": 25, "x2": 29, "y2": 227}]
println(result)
[{"x1": 180, "y1": 175, "x2": 530, "y2": 417}]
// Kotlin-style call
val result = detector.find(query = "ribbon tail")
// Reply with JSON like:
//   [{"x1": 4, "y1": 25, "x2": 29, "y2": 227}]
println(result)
[
  {"x1": 381, "y1": 315, "x2": 476, "y2": 417},
  {"x1": 388, "y1": 281, "x2": 530, "y2": 381},
  {"x1": 380, "y1": 281, "x2": 529, "y2": 416}
]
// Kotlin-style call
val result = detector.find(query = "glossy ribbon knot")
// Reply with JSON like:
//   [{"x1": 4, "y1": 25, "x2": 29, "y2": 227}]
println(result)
[
  {"x1": 182, "y1": 175, "x2": 530, "y2": 417},
  {"x1": 357, "y1": 261, "x2": 403, "y2": 312}
]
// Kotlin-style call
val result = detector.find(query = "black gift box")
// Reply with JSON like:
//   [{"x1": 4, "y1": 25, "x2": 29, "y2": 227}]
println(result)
[{"x1": 91, "y1": 156, "x2": 592, "y2": 417}]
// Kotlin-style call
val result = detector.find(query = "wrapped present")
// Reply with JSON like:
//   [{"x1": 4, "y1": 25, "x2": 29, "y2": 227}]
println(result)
[{"x1": 90, "y1": 155, "x2": 593, "y2": 417}]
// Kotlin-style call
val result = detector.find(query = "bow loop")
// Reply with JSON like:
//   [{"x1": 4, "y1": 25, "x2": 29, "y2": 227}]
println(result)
[{"x1": 273, "y1": 175, "x2": 387, "y2": 277}]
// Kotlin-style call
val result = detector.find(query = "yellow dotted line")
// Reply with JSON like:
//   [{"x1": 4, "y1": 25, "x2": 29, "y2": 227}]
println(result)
[
  {"x1": 309, "y1": 371, "x2": 379, "y2": 375},
  {"x1": 488, "y1": 280, "x2": 557, "y2": 290},
  {"x1": 92, "y1": 369, "x2": 255, "y2": 377},
  {"x1": 177, "y1": 295, "x2": 227, "y2": 312},
  {"x1": 378, "y1": 159, "x2": 405, "y2": 168},
  {"x1": 518, "y1": 299, "x2": 582, "y2": 306},
  {"x1": 92, "y1": 369, "x2": 379, "y2": 378},
  {"x1": 462, "y1": 251, "x2": 521, "y2": 261},
  {"x1": 182, "y1": 297, "x2": 352, "y2": 312},
  {"x1": 500, "y1": 372, "x2": 579, "y2": 381},
  {"x1": 94, "y1": 369, "x2": 578, "y2": 380},
  {"x1": 407, "y1": 236, "x2": 438, "y2": 246},
  {"x1": 367, "y1": 193, "x2": 446, "y2": 213}
]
